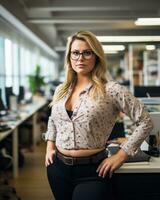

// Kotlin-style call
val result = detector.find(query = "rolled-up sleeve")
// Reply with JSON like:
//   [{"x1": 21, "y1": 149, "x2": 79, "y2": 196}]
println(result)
[
  {"x1": 42, "y1": 113, "x2": 57, "y2": 142},
  {"x1": 111, "y1": 82, "x2": 153, "y2": 156},
  {"x1": 42, "y1": 85, "x2": 62, "y2": 142}
]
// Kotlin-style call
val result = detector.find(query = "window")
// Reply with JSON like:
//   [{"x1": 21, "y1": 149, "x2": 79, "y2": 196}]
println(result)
[
  {"x1": 0, "y1": 17, "x2": 59, "y2": 97},
  {"x1": 0, "y1": 36, "x2": 5, "y2": 104},
  {"x1": 5, "y1": 38, "x2": 13, "y2": 87},
  {"x1": 13, "y1": 42, "x2": 19, "y2": 95}
]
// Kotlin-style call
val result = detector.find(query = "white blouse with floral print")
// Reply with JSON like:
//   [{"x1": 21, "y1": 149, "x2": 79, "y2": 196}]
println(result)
[{"x1": 43, "y1": 81, "x2": 153, "y2": 156}]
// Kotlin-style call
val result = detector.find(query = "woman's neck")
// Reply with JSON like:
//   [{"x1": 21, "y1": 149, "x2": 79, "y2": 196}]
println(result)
[{"x1": 76, "y1": 75, "x2": 91, "y2": 88}]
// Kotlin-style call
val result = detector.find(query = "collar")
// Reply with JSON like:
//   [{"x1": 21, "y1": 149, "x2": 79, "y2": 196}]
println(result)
[
  {"x1": 68, "y1": 82, "x2": 93, "y2": 95},
  {"x1": 82, "y1": 82, "x2": 93, "y2": 94}
]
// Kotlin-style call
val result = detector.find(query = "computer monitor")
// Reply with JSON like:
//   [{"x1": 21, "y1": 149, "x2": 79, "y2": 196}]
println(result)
[
  {"x1": 149, "y1": 112, "x2": 160, "y2": 136},
  {"x1": 134, "y1": 86, "x2": 160, "y2": 97},
  {"x1": 0, "y1": 89, "x2": 6, "y2": 112},
  {"x1": 18, "y1": 86, "x2": 25, "y2": 102},
  {"x1": 5, "y1": 87, "x2": 14, "y2": 109}
]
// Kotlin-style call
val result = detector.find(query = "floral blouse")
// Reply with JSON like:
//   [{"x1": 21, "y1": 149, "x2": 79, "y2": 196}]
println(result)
[{"x1": 43, "y1": 81, "x2": 153, "y2": 156}]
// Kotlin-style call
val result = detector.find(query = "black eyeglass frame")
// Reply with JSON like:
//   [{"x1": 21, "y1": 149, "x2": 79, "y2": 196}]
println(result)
[{"x1": 70, "y1": 49, "x2": 95, "y2": 61}]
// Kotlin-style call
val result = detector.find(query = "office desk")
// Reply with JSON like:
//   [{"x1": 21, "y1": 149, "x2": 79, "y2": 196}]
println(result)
[
  {"x1": 111, "y1": 158, "x2": 160, "y2": 200},
  {"x1": 116, "y1": 102, "x2": 160, "y2": 199},
  {"x1": 0, "y1": 96, "x2": 48, "y2": 178},
  {"x1": 120, "y1": 103, "x2": 160, "y2": 199},
  {"x1": 121, "y1": 100, "x2": 160, "y2": 173},
  {"x1": 117, "y1": 156, "x2": 160, "y2": 173}
]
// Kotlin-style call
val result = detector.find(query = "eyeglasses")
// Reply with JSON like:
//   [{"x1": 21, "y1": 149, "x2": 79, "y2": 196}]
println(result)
[{"x1": 70, "y1": 49, "x2": 94, "y2": 61}]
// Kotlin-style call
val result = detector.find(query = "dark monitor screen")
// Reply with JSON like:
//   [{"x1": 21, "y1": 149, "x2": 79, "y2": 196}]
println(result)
[
  {"x1": 18, "y1": 86, "x2": 25, "y2": 102},
  {"x1": 134, "y1": 86, "x2": 160, "y2": 97},
  {"x1": 0, "y1": 89, "x2": 6, "y2": 111},
  {"x1": 5, "y1": 87, "x2": 14, "y2": 108}
]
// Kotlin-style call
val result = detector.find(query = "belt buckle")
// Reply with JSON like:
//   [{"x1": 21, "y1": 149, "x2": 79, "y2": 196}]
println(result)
[{"x1": 66, "y1": 157, "x2": 76, "y2": 166}]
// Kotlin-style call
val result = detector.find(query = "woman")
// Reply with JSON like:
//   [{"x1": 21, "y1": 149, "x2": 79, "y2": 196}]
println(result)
[{"x1": 43, "y1": 31, "x2": 153, "y2": 200}]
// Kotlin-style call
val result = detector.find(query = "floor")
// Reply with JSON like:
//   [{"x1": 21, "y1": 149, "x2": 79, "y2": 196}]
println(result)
[{"x1": 10, "y1": 142, "x2": 54, "y2": 200}]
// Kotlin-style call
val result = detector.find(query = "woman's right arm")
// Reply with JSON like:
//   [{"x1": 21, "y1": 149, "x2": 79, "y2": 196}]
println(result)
[
  {"x1": 43, "y1": 85, "x2": 62, "y2": 166},
  {"x1": 45, "y1": 140, "x2": 56, "y2": 167},
  {"x1": 43, "y1": 115, "x2": 57, "y2": 167}
]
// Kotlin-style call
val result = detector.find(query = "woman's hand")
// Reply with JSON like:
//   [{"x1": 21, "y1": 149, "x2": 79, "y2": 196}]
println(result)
[
  {"x1": 96, "y1": 149, "x2": 128, "y2": 178},
  {"x1": 45, "y1": 141, "x2": 56, "y2": 167},
  {"x1": 45, "y1": 149, "x2": 56, "y2": 167}
]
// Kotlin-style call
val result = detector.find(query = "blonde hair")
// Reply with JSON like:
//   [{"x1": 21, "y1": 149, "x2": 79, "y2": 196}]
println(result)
[{"x1": 51, "y1": 30, "x2": 108, "y2": 105}]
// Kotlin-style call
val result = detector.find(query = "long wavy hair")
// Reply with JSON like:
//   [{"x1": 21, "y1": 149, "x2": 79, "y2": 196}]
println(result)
[{"x1": 51, "y1": 30, "x2": 108, "y2": 105}]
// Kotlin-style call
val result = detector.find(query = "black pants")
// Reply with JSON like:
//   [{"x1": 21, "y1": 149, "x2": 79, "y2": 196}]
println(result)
[{"x1": 47, "y1": 154, "x2": 115, "y2": 200}]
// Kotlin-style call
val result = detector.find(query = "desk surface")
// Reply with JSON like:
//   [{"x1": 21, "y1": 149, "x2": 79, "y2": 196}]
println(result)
[
  {"x1": 0, "y1": 96, "x2": 47, "y2": 141},
  {"x1": 117, "y1": 156, "x2": 160, "y2": 173}
]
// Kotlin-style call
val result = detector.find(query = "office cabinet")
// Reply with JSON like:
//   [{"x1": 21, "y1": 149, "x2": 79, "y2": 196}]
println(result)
[{"x1": 113, "y1": 173, "x2": 160, "y2": 200}]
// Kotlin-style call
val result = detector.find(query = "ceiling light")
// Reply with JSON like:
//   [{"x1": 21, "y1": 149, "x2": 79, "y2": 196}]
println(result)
[
  {"x1": 97, "y1": 36, "x2": 160, "y2": 42},
  {"x1": 102, "y1": 45, "x2": 125, "y2": 52},
  {"x1": 104, "y1": 51, "x2": 119, "y2": 54},
  {"x1": 135, "y1": 18, "x2": 160, "y2": 26},
  {"x1": 145, "y1": 45, "x2": 156, "y2": 51}
]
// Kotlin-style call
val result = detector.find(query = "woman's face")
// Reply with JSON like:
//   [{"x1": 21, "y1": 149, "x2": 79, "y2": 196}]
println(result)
[{"x1": 70, "y1": 39, "x2": 96, "y2": 76}]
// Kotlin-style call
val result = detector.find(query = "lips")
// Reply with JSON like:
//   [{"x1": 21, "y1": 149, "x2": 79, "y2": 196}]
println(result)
[{"x1": 76, "y1": 64, "x2": 86, "y2": 67}]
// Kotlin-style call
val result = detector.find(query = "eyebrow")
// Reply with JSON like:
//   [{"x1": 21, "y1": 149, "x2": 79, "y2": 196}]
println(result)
[{"x1": 71, "y1": 48, "x2": 92, "y2": 52}]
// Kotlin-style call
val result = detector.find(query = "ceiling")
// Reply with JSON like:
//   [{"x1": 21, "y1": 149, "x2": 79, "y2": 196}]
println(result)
[{"x1": 1, "y1": 0, "x2": 160, "y2": 53}]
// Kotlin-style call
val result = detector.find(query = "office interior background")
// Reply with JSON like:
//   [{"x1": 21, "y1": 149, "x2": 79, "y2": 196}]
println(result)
[{"x1": 0, "y1": 0, "x2": 160, "y2": 200}]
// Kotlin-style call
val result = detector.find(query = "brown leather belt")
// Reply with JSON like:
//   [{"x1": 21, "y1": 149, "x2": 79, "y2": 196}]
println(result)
[{"x1": 56, "y1": 149, "x2": 108, "y2": 166}]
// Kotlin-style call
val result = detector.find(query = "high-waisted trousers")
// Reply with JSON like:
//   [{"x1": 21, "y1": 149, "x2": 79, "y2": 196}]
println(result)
[{"x1": 47, "y1": 154, "x2": 115, "y2": 200}]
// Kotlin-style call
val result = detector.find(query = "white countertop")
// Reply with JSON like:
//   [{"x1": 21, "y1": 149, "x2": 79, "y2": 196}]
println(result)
[{"x1": 117, "y1": 156, "x2": 160, "y2": 173}]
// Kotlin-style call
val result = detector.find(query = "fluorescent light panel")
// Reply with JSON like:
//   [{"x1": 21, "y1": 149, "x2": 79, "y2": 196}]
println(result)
[
  {"x1": 135, "y1": 18, "x2": 160, "y2": 26},
  {"x1": 145, "y1": 45, "x2": 156, "y2": 51},
  {"x1": 104, "y1": 51, "x2": 119, "y2": 54},
  {"x1": 97, "y1": 36, "x2": 160, "y2": 42},
  {"x1": 102, "y1": 45, "x2": 125, "y2": 52}
]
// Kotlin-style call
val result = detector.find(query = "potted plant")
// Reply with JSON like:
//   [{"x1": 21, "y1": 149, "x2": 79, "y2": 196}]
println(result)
[{"x1": 28, "y1": 65, "x2": 45, "y2": 94}]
